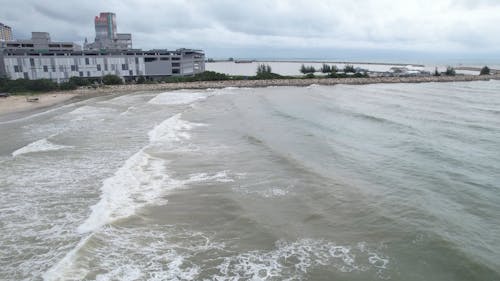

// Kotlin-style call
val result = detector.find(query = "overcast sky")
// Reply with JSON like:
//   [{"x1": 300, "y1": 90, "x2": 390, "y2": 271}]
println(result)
[{"x1": 1, "y1": 0, "x2": 499, "y2": 62}]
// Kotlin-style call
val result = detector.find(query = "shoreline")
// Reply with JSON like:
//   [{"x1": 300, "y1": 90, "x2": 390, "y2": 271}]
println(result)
[
  {"x1": 1, "y1": 74, "x2": 499, "y2": 117},
  {"x1": 77, "y1": 73, "x2": 500, "y2": 93},
  {"x1": 208, "y1": 59, "x2": 426, "y2": 67}
]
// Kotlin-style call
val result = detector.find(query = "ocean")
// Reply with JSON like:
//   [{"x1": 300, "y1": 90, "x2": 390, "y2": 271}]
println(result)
[{"x1": 0, "y1": 81, "x2": 499, "y2": 280}]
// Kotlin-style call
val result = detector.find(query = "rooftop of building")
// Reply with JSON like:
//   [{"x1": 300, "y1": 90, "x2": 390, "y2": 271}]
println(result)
[{"x1": 1, "y1": 48, "x2": 204, "y2": 56}]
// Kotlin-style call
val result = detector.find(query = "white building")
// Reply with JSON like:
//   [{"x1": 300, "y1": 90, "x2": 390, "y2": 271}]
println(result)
[{"x1": 0, "y1": 47, "x2": 205, "y2": 82}]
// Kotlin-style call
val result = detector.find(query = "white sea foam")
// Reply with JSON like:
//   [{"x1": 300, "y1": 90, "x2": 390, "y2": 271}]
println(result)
[
  {"x1": 78, "y1": 113, "x2": 208, "y2": 234},
  {"x1": 234, "y1": 180, "x2": 294, "y2": 198},
  {"x1": 187, "y1": 170, "x2": 235, "y2": 183},
  {"x1": 148, "y1": 91, "x2": 208, "y2": 105},
  {"x1": 306, "y1": 84, "x2": 321, "y2": 89},
  {"x1": 77, "y1": 150, "x2": 171, "y2": 233},
  {"x1": 43, "y1": 235, "x2": 93, "y2": 281},
  {"x1": 12, "y1": 138, "x2": 72, "y2": 157},
  {"x1": 62, "y1": 226, "x2": 222, "y2": 281},
  {"x1": 148, "y1": 113, "x2": 205, "y2": 143},
  {"x1": 212, "y1": 239, "x2": 390, "y2": 280},
  {"x1": 66, "y1": 106, "x2": 117, "y2": 122}
]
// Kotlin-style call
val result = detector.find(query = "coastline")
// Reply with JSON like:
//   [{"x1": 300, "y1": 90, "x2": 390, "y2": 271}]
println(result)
[
  {"x1": 1, "y1": 74, "x2": 498, "y2": 117},
  {"x1": 72, "y1": 73, "x2": 500, "y2": 93}
]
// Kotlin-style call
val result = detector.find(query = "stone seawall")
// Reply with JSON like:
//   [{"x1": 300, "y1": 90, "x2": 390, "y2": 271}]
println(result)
[{"x1": 72, "y1": 74, "x2": 500, "y2": 95}]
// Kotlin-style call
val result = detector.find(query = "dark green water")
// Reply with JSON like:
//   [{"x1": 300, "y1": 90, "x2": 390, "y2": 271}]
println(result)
[{"x1": 1, "y1": 82, "x2": 499, "y2": 280}]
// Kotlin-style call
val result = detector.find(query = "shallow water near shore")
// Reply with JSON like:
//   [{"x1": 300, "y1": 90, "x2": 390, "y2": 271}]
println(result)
[{"x1": 1, "y1": 81, "x2": 499, "y2": 280}]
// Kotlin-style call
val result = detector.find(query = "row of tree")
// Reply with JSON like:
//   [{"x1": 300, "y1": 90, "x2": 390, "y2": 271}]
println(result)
[
  {"x1": 0, "y1": 74, "x2": 124, "y2": 93},
  {"x1": 300, "y1": 64, "x2": 358, "y2": 74},
  {"x1": 434, "y1": 66, "x2": 492, "y2": 77}
]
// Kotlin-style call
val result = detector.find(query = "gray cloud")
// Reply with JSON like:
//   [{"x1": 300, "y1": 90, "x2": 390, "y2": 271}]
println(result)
[{"x1": 1, "y1": 0, "x2": 499, "y2": 59}]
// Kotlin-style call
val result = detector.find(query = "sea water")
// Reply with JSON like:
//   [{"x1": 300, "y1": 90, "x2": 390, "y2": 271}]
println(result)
[{"x1": 0, "y1": 82, "x2": 499, "y2": 280}]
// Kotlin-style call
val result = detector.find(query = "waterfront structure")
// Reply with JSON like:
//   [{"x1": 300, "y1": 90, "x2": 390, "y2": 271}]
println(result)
[
  {"x1": 0, "y1": 47, "x2": 205, "y2": 82},
  {"x1": 0, "y1": 23, "x2": 13, "y2": 41},
  {"x1": 84, "y1": 12, "x2": 132, "y2": 50}
]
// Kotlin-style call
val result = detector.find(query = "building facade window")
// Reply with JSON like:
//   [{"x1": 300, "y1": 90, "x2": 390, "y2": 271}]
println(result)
[
  {"x1": 104, "y1": 64, "x2": 108, "y2": 71},
  {"x1": 43, "y1": 66, "x2": 48, "y2": 72},
  {"x1": 122, "y1": 64, "x2": 128, "y2": 70},
  {"x1": 30, "y1": 58, "x2": 35, "y2": 67},
  {"x1": 87, "y1": 71, "x2": 90, "y2": 77},
  {"x1": 129, "y1": 70, "x2": 133, "y2": 76},
  {"x1": 71, "y1": 65, "x2": 76, "y2": 71},
  {"x1": 172, "y1": 69, "x2": 180, "y2": 74},
  {"x1": 14, "y1": 65, "x2": 22, "y2": 72},
  {"x1": 79, "y1": 71, "x2": 83, "y2": 77},
  {"x1": 172, "y1": 62, "x2": 180, "y2": 67},
  {"x1": 97, "y1": 64, "x2": 101, "y2": 71},
  {"x1": 85, "y1": 58, "x2": 90, "y2": 65}
]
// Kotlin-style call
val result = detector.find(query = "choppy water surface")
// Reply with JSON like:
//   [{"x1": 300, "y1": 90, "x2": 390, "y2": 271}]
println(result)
[{"x1": 1, "y1": 81, "x2": 499, "y2": 281}]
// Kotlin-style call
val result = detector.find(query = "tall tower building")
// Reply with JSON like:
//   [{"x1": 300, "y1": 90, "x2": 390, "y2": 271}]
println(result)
[
  {"x1": 94, "y1": 12, "x2": 117, "y2": 41},
  {"x1": 0, "y1": 23, "x2": 13, "y2": 41},
  {"x1": 85, "y1": 12, "x2": 132, "y2": 50}
]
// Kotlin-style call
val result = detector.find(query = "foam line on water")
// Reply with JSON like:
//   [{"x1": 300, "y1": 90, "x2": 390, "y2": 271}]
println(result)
[
  {"x1": 148, "y1": 113, "x2": 206, "y2": 143},
  {"x1": 48, "y1": 113, "x2": 238, "y2": 279},
  {"x1": 42, "y1": 235, "x2": 93, "y2": 281},
  {"x1": 12, "y1": 138, "x2": 73, "y2": 157},
  {"x1": 78, "y1": 113, "x2": 209, "y2": 234},
  {"x1": 76, "y1": 150, "x2": 171, "y2": 233},
  {"x1": 148, "y1": 91, "x2": 208, "y2": 105},
  {"x1": 213, "y1": 239, "x2": 390, "y2": 280}
]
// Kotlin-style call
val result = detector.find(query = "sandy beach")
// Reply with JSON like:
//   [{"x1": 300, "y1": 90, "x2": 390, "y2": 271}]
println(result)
[
  {"x1": 0, "y1": 93, "x2": 78, "y2": 116},
  {"x1": 1, "y1": 73, "x2": 499, "y2": 117}
]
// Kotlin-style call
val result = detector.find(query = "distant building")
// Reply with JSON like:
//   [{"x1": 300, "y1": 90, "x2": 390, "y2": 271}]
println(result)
[
  {"x1": 0, "y1": 13, "x2": 205, "y2": 82},
  {"x1": 84, "y1": 12, "x2": 132, "y2": 50},
  {"x1": 0, "y1": 23, "x2": 13, "y2": 41},
  {"x1": 0, "y1": 47, "x2": 204, "y2": 82},
  {"x1": 0, "y1": 32, "x2": 81, "y2": 51}
]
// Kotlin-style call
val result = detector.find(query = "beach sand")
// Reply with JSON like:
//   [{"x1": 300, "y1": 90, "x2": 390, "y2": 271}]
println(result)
[{"x1": 0, "y1": 93, "x2": 78, "y2": 116}]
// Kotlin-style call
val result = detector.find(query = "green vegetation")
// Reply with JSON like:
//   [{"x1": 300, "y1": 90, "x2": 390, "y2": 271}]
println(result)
[
  {"x1": 300, "y1": 64, "x2": 316, "y2": 74},
  {"x1": 69, "y1": 76, "x2": 92, "y2": 86},
  {"x1": 162, "y1": 71, "x2": 230, "y2": 83},
  {"x1": 0, "y1": 78, "x2": 58, "y2": 93},
  {"x1": 328, "y1": 72, "x2": 368, "y2": 78},
  {"x1": 480, "y1": 66, "x2": 490, "y2": 75},
  {"x1": 59, "y1": 82, "x2": 78, "y2": 90},
  {"x1": 343, "y1": 65, "x2": 356, "y2": 73},
  {"x1": 136, "y1": 76, "x2": 147, "y2": 84},
  {"x1": 192, "y1": 71, "x2": 229, "y2": 81},
  {"x1": 102, "y1": 74, "x2": 123, "y2": 85},
  {"x1": 254, "y1": 64, "x2": 283, "y2": 79},
  {"x1": 445, "y1": 66, "x2": 456, "y2": 76},
  {"x1": 257, "y1": 64, "x2": 272, "y2": 75},
  {"x1": 320, "y1": 64, "x2": 332, "y2": 73},
  {"x1": 434, "y1": 67, "x2": 441, "y2": 76}
]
